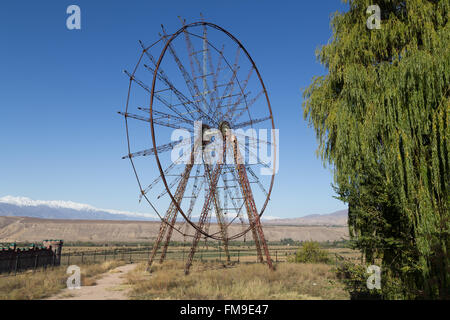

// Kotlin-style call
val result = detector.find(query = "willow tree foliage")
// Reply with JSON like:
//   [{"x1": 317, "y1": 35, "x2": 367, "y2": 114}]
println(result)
[{"x1": 303, "y1": 0, "x2": 449, "y2": 299}]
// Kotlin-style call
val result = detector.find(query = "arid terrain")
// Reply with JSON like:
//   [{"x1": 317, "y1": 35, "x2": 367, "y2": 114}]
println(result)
[{"x1": 0, "y1": 216, "x2": 348, "y2": 243}]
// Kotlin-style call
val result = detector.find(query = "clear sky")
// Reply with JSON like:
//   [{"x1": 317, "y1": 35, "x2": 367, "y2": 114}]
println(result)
[{"x1": 0, "y1": 0, "x2": 349, "y2": 218}]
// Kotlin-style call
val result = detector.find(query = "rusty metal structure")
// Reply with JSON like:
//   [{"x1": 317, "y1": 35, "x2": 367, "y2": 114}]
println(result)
[{"x1": 120, "y1": 17, "x2": 276, "y2": 274}]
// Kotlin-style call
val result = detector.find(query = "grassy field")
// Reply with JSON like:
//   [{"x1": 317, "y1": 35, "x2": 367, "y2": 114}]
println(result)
[
  {"x1": 0, "y1": 260, "x2": 125, "y2": 300},
  {"x1": 125, "y1": 260, "x2": 349, "y2": 300},
  {"x1": 127, "y1": 261, "x2": 349, "y2": 300},
  {"x1": 0, "y1": 243, "x2": 360, "y2": 300}
]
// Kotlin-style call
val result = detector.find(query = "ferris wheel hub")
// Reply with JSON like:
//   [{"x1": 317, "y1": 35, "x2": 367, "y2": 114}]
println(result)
[{"x1": 219, "y1": 121, "x2": 231, "y2": 137}]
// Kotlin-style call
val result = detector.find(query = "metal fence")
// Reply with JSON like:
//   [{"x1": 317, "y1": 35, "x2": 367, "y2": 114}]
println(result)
[
  {"x1": 0, "y1": 251, "x2": 59, "y2": 276},
  {"x1": 58, "y1": 246, "x2": 300, "y2": 266},
  {"x1": 0, "y1": 245, "x2": 360, "y2": 277}
]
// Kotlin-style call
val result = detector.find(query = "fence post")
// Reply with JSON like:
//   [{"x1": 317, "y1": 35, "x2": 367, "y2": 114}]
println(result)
[
  {"x1": 114, "y1": 249, "x2": 116, "y2": 260},
  {"x1": 93, "y1": 250, "x2": 96, "y2": 263},
  {"x1": 238, "y1": 250, "x2": 240, "y2": 263},
  {"x1": 14, "y1": 255, "x2": 19, "y2": 276},
  {"x1": 81, "y1": 253, "x2": 84, "y2": 264},
  {"x1": 276, "y1": 251, "x2": 278, "y2": 263},
  {"x1": 33, "y1": 254, "x2": 38, "y2": 273},
  {"x1": 129, "y1": 249, "x2": 132, "y2": 263},
  {"x1": 7, "y1": 256, "x2": 11, "y2": 275},
  {"x1": 67, "y1": 252, "x2": 71, "y2": 266},
  {"x1": 104, "y1": 250, "x2": 107, "y2": 261}
]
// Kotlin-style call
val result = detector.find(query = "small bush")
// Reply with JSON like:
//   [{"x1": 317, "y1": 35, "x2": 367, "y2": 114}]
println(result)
[
  {"x1": 289, "y1": 241, "x2": 330, "y2": 264},
  {"x1": 335, "y1": 261, "x2": 382, "y2": 300},
  {"x1": 280, "y1": 238, "x2": 296, "y2": 246}
]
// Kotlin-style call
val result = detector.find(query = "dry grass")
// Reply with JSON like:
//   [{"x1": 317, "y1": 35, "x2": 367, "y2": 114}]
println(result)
[
  {"x1": 0, "y1": 260, "x2": 125, "y2": 300},
  {"x1": 126, "y1": 261, "x2": 349, "y2": 300},
  {"x1": 79, "y1": 260, "x2": 126, "y2": 286}
]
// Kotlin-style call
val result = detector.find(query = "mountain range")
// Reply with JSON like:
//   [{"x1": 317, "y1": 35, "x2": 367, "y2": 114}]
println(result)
[
  {"x1": 0, "y1": 196, "x2": 158, "y2": 221},
  {"x1": 0, "y1": 196, "x2": 347, "y2": 226}
]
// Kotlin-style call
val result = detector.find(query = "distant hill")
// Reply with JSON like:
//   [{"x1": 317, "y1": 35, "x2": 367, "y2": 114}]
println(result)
[
  {"x1": 0, "y1": 216, "x2": 349, "y2": 243},
  {"x1": 264, "y1": 210, "x2": 348, "y2": 227}
]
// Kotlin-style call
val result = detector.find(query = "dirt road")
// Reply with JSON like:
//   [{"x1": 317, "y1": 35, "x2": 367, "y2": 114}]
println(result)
[{"x1": 47, "y1": 264, "x2": 136, "y2": 300}]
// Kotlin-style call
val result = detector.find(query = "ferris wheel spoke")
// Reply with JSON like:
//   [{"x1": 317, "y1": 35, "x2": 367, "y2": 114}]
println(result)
[
  {"x1": 234, "y1": 116, "x2": 272, "y2": 129},
  {"x1": 204, "y1": 162, "x2": 230, "y2": 261},
  {"x1": 233, "y1": 139, "x2": 271, "y2": 169},
  {"x1": 118, "y1": 111, "x2": 194, "y2": 132},
  {"x1": 160, "y1": 28, "x2": 199, "y2": 109},
  {"x1": 183, "y1": 30, "x2": 229, "y2": 113},
  {"x1": 182, "y1": 30, "x2": 246, "y2": 124},
  {"x1": 139, "y1": 154, "x2": 185, "y2": 200},
  {"x1": 184, "y1": 32, "x2": 238, "y2": 120},
  {"x1": 222, "y1": 48, "x2": 241, "y2": 120},
  {"x1": 246, "y1": 166, "x2": 269, "y2": 197},
  {"x1": 161, "y1": 27, "x2": 217, "y2": 126},
  {"x1": 214, "y1": 47, "x2": 241, "y2": 121},
  {"x1": 177, "y1": 164, "x2": 204, "y2": 232},
  {"x1": 185, "y1": 161, "x2": 223, "y2": 274},
  {"x1": 232, "y1": 90, "x2": 265, "y2": 123},
  {"x1": 228, "y1": 171, "x2": 247, "y2": 221},
  {"x1": 232, "y1": 131, "x2": 272, "y2": 148},
  {"x1": 137, "y1": 107, "x2": 194, "y2": 126},
  {"x1": 157, "y1": 174, "x2": 183, "y2": 199},
  {"x1": 123, "y1": 70, "x2": 190, "y2": 121},
  {"x1": 207, "y1": 166, "x2": 249, "y2": 239},
  {"x1": 221, "y1": 166, "x2": 247, "y2": 230},
  {"x1": 140, "y1": 39, "x2": 201, "y2": 123},
  {"x1": 211, "y1": 44, "x2": 226, "y2": 107},
  {"x1": 174, "y1": 136, "x2": 204, "y2": 232},
  {"x1": 205, "y1": 24, "x2": 218, "y2": 115},
  {"x1": 141, "y1": 64, "x2": 198, "y2": 122},
  {"x1": 122, "y1": 139, "x2": 191, "y2": 159},
  {"x1": 156, "y1": 139, "x2": 203, "y2": 199},
  {"x1": 226, "y1": 67, "x2": 254, "y2": 120},
  {"x1": 140, "y1": 38, "x2": 206, "y2": 123},
  {"x1": 221, "y1": 171, "x2": 244, "y2": 216},
  {"x1": 180, "y1": 22, "x2": 215, "y2": 117}
]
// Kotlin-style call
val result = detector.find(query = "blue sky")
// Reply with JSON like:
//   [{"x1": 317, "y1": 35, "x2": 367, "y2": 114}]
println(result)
[{"x1": 0, "y1": 0, "x2": 349, "y2": 218}]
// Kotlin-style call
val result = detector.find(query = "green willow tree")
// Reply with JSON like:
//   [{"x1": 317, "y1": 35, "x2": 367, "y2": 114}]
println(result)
[{"x1": 303, "y1": 0, "x2": 449, "y2": 299}]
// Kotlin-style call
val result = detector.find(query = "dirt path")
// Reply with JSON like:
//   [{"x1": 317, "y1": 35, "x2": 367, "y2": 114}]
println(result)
[{"x1": 47, "y1": 264, "x2": 136, "y2": 300}]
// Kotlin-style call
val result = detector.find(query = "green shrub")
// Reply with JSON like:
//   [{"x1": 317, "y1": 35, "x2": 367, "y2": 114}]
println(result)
[
  {"x1": 335, "y1": 261, "x2": 382, "y2": 300},
  {"x1": 289, "y1": 241, "x2": 330, "y2": 264},
  {"x1": 280, "y1": 238, "x2": 296, "y2": 246}
]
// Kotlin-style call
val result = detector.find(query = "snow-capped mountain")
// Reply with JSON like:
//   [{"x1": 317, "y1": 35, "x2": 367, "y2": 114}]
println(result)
[
  {"x1": 0, "y1": 196, "x2": 158, "y2": 221},
  {"x1": 0, "y1": 196, "x2": 347, "y2": 225}
]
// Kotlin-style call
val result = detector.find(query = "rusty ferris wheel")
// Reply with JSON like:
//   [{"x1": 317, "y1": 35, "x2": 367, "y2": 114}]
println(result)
[{"x1": 120, "y1": 17, "x2": 277, "y2": 275}]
